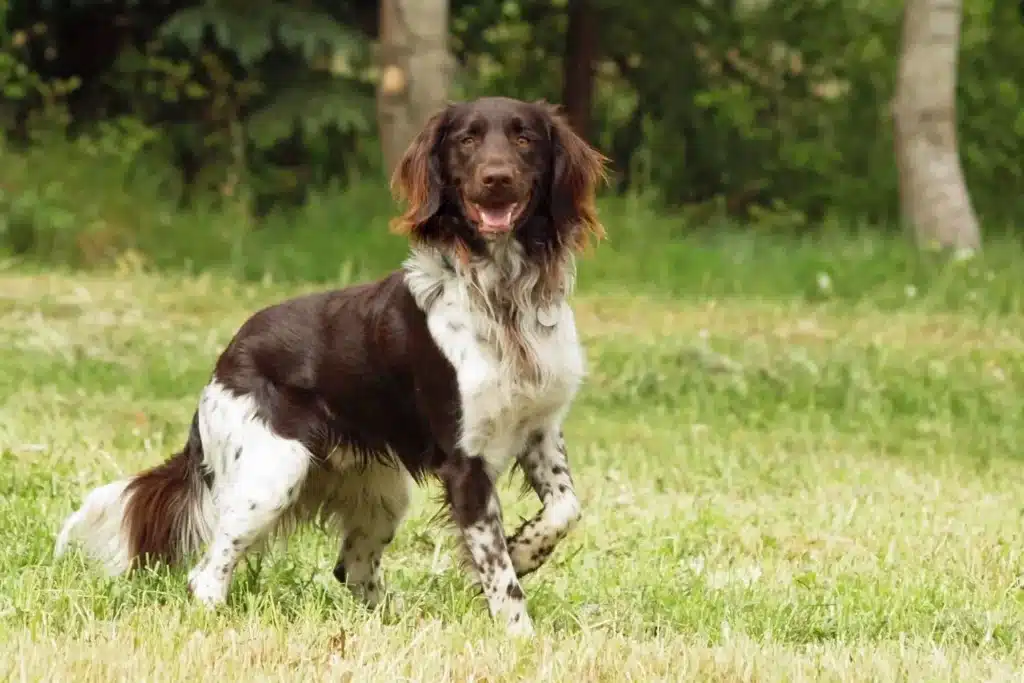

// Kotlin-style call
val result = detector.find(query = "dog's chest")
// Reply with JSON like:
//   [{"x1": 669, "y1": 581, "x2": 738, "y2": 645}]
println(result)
[{"x1": 425, "y1": 282, "x2": 584, "y2": 470}]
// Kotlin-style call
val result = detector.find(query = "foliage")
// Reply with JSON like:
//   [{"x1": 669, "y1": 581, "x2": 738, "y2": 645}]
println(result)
[
  {"x1": 4, "y1": 0, "x2": 378, "y2": 213},
  {"x1": 450, "y1": 0, "x2": 1023, "y2": 230},
  {"x1": 2, "y1": 0, "x2": 1024, "y2": 232}
]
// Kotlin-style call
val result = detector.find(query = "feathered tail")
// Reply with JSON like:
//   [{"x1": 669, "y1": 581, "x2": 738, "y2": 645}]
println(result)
[{"x1": 55, "y1": 414, "x2": 214, "y2": 574}]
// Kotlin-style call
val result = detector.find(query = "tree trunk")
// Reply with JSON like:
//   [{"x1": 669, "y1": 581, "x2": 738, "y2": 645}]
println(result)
[
  {"x1": 561, "y1": 0, "x2": 597, "y2": 139},
  {"x1": 892, "y1": 0, "x2": 981, "y2": 253},
  {"x1": 377, "y1": 0, "x2": 451, "y2": 176}
]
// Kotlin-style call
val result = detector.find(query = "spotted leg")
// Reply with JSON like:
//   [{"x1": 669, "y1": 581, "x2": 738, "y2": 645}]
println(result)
[
  {"x1": 507, "y1": 429, "x2": 582, "y2": 577},
  {"x1": 332, "y1": 460, "x2": 412, "y2": 608},
  {"x1": 186, "y1": 397, "x2": 312, "y2": 607},
  {"x1": 443, "y1": 455, "x2": 534, "y2": 637}
]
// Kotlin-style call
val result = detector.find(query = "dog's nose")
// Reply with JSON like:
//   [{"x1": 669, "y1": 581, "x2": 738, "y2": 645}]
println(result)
[{"x1": 481, "y1": 167, "x2": 514, "y2": 188}]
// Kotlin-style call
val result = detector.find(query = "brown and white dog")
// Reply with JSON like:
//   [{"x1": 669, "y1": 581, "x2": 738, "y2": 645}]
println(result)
[{"x1": 55, "y1": 96, "x2": 608, "y2": 637}]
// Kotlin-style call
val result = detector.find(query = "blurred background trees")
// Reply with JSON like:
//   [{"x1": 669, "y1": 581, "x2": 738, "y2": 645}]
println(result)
[{"x1": 0, "y1": 0, "x2": 1018, "y2": 256}]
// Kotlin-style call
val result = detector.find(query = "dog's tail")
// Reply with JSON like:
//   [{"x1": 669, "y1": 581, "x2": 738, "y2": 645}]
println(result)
[{"x1": 55, "y1": 413, "x2": 214, "y2": 574}]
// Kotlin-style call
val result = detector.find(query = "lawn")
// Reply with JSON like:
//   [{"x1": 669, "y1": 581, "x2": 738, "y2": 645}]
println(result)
[{"x1": 1, "y1": 265, "x2": 1024, "y2": 682}]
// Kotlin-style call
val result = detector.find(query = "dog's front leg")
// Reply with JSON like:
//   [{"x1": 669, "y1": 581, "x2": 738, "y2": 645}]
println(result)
[
  {"x1": 507, "y1": 429, "x2": 582, "y2": 577},
  {"x1": 442, "y1": 454, "x2": 535, "y2": 637}
]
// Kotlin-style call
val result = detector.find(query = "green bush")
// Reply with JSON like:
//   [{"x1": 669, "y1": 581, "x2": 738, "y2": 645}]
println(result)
[{"x1": 1, "y1": 0, "x2": 1022, "y2": 259}]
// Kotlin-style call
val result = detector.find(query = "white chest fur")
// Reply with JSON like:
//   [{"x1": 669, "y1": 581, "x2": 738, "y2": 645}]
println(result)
[{"x1": 404, "y1": 247, "x2": 585, "y2": 477}]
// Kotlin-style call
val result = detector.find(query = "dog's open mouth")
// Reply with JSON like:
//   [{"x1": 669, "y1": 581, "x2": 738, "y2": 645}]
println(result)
[{"x1": 465, "y1": 200, "x2": 526, "y2": 235}]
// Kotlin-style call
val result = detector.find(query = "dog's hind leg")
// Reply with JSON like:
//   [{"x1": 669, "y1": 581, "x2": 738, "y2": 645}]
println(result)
[
  {"x1": 331, "y1": 458, "x2": 412, "y2": 608},
  {"x1": 185, "y1": 381, "x2": 312, "y2": 607}
]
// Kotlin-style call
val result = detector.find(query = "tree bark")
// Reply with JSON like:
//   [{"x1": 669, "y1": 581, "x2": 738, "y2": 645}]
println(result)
[
  {"x1": 377, "y1": 0, "x2": 451, "y2": 176},
  {"x1": 893, "y1": 0, "x2": 981, "y2": 252},
  {"x1": 561, "y1": 0, "x2": 597, "y2": 139}
]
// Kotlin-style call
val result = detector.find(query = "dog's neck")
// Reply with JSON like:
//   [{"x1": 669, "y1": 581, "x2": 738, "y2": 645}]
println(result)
[
  {"x1": 403, "y1": 236, "x2": 575, "y2": 320},
  {"x1": 403, "y1": 239, "x2": 577, "y2": 383}
]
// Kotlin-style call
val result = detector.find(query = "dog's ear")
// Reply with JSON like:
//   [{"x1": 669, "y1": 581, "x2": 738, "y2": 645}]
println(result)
[
  {"x1": 390, "y1": 105, "x2": 453, "y2": 237},
  {"x1": 537, "y1": 100, "x2": 609, "y2": 251}
]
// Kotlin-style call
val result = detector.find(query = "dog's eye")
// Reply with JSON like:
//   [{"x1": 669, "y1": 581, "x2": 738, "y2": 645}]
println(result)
[
  {"x1": 515, "y1": 135, "x2": 530, "y2": 148},
  {"x1": 460, "y1": 136, "x2": 476, "y2": 148}
]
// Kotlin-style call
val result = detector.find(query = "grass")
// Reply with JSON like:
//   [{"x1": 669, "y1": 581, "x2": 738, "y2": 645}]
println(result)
[
  {"x1": 4, "y1": 140, "x2": 1024, "y2": 680},
  {"x1": 2, "y1": 256, "x2": 1024, "y2": 681}
]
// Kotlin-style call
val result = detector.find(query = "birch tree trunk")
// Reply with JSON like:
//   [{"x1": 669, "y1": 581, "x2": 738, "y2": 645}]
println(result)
[
  {"x1": 377, "y1": 0, "x2": 451, "y2": 176},
  {"x1": 892, "y1": 0, "x2": 981, "y2": 252}
]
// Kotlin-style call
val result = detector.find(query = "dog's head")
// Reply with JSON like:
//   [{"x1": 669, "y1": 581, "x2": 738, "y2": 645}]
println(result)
[{"x1": 391, "y1": 96, "x2": 608, "y2": 258}]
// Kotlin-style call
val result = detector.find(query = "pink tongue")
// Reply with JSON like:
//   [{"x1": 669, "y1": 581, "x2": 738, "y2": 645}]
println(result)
[{"x1": 479, "y1": 205, "x2": 515, "y2": 231}]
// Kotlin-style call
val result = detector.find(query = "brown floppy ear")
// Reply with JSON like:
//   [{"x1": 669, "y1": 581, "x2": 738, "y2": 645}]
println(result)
[
  {"x1": 390, "y1": 106, "x2": 452, "y2": 237},
  {"x1": 539, "y1": 101, "x2": 610, "y2": 251}
]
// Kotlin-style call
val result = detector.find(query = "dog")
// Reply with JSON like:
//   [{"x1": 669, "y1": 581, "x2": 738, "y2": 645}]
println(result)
[{"x1": 55, "y1": 96, "x2": 608, "y2": 637}]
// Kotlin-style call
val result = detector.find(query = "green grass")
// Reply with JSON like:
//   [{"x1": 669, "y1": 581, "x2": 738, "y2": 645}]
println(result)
[
  {"x1": 2, "y1": 263, "x2": 1024, "y2": 681},
  {"x1": 4, "y1": 142, "x2": 1024, "y2": 679}
]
